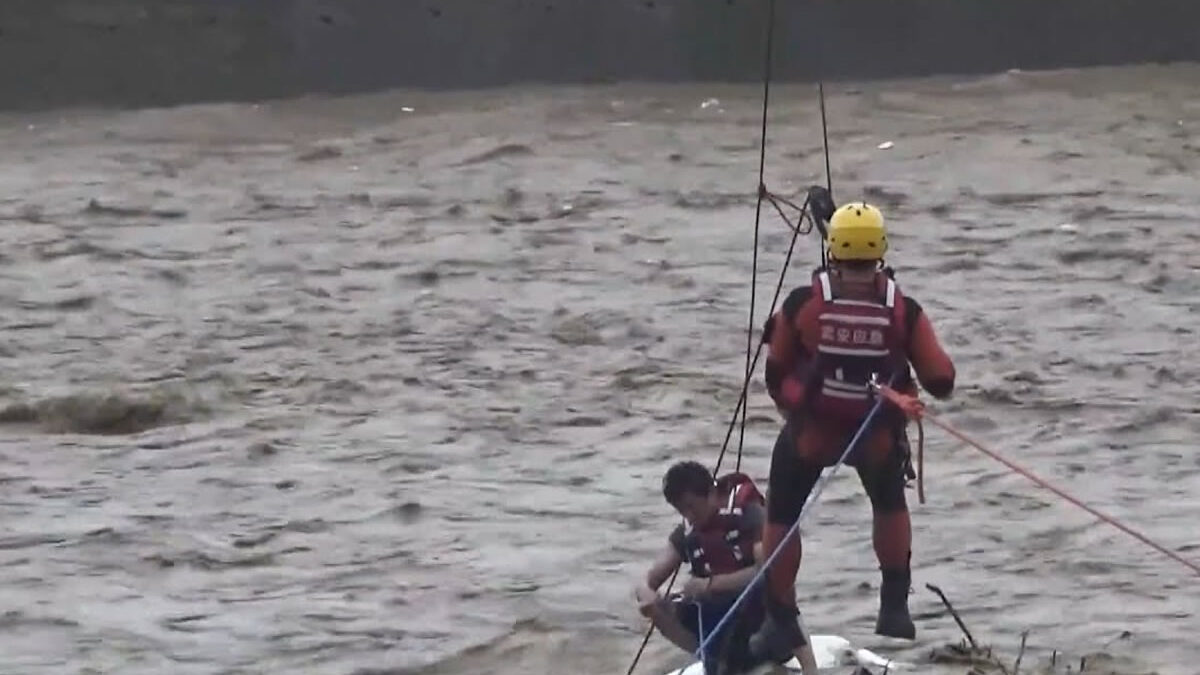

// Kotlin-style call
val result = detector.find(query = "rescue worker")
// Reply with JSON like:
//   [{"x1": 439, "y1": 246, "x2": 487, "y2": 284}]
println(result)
[
  {"x1": 754, "y1": 199, "x2": 956, "y2": 655},
  {"x1": 636, "y1": 460, "x2": 818, "y2": 674}
]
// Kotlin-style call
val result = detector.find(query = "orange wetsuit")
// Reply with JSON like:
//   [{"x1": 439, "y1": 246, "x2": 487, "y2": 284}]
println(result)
[{"x1": 757, "y1": 268, "x2": 955, "y2": 642}]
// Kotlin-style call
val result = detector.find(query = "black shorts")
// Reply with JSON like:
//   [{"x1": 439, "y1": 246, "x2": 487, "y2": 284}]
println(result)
[
  {"x1": 670, "y1": 594, "x2": 764, "y2": 673},
  {"x1": 766, "y1": 419, "x2": 914, "y2": 526}
]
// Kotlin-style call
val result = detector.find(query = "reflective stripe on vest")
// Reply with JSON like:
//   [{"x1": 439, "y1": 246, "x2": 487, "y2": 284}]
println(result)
[
  {"x1": 816, "y1": 271, "x2": 895, "y2": 359},
  {"x1": 684, "y1": 483, "x2": 758, "y2": 576},
  {"x1": 814, "y1": 271, "x2": 898, "y2": 408}
]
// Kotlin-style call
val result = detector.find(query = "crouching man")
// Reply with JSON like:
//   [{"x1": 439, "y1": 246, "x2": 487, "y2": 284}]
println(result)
[{"x1": 635, "y1": 460, "x2": 817, "y2": 674}]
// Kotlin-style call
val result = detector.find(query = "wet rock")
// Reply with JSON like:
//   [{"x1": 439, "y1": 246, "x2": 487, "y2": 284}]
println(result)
[
  {"x1": 247, "y1": 441, "x2": 277, "y2": 456},
  {"x1": 397, "y1": 502, "x2": 422, "y2": 524},
  {"x1": 549, "y1": 314, "x2": 604, "y2": 346},
  {"x1": 232, "y1": 531, "x2": 277, "y2": 548},
  {"x1": 296, "y1": 145, "x2": 343, "y2": 162},
  {"x1": 863, "y1": 183, "x2": 910, "y2": 208},
  {"x1": 83, "y1": 198, "x2": 187, "y2": 219},
  {"x1": 502, "y1": 187, "x2": 524, "y2": 207},
  {"x1": 0, "y1": 389, "x2": 200, "y2": 435},
  {"x1": 455, "y1": 143, "x2": 534, "y2": 166},
  {"x1": 417, "y1": 269, "x2": 441, "y2": 287}
]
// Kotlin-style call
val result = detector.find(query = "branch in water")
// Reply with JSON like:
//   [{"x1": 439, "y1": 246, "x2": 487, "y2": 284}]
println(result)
[
  {"x1": 1013, "y1": 630, "x2": 1029, "y2": 675},
  {"x1": 925, "y1": 583, "x2": 979, "y2": 650}
]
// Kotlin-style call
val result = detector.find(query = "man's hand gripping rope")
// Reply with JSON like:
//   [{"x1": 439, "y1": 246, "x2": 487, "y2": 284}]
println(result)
[{"x1": 871, "y1": 381, "x2": 928, "y2": 504}]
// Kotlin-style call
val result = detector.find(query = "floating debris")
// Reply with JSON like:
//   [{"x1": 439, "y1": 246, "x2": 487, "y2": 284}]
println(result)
[{"x1": 925, "y1": 584, "x2": 1153, "y2": 675}]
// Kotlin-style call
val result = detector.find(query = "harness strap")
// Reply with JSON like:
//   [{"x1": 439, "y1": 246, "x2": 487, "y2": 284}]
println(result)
[
  {"x1": 916, "y1": 417, "x2": 926, "y2": 505},
  {"x1": 816, "y1": 270, "x2": 897, "y2": 308}
]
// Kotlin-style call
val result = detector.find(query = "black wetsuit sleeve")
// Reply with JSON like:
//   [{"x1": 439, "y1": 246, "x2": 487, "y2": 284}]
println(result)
[
  {"x1": 764, "y1": 285, "x2": 815, "y2": 399},
  {"x1": 668, "y1": 523, "x2": 687, "y2": 560},
  {"x1": 903, "y1": 295, "x2": 922, "y2": 343},
  {"x1": 782, "y1": 285, "x2": 813, "y2": 322},
  {"x1": 741, "y1": 502, "x2": 766, "y2": 539},
  {"x1": 761, "y1": 285, "x2": 812, "y2": 346}
]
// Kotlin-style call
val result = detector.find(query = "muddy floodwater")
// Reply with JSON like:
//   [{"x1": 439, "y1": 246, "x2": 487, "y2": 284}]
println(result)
[{"x1": 0, "y1": 63, "x2": 1197, "y2": 675}]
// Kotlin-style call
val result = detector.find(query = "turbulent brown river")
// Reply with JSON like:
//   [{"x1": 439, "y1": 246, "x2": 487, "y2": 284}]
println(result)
[{"x1": 0, "y1": 63, "x2": 1197, "y2": 675}]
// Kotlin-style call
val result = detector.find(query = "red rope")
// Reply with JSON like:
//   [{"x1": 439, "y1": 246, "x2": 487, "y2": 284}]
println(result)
[{"x1": 876, "y1": 385, "x2": 1200, "y2": 577}]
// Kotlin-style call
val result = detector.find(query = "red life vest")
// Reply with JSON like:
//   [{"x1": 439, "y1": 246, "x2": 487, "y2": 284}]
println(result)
[
  {"x1": 681, "y1": 473, "x2": 766, "y2": 577},
  {"x1": 808, "y1": 270, "x2": 908, "y2": 424}
]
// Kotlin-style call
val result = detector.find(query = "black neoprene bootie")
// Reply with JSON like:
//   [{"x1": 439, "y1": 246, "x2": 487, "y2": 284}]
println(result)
[
  {"x1": 875, "y1": 567, "x2": 916, "y2": 640},
  {"x1": 748, "y1": 599, "x2": 807, "y2": 664}
]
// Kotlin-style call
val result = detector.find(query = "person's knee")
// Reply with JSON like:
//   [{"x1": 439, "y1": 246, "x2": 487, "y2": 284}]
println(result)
[
  {"x1": 858, "y1": 431, "x2": 912, "y2": 513},
  {"x1": 862, "y1": 463, "x2": 908, "y2": 513}
]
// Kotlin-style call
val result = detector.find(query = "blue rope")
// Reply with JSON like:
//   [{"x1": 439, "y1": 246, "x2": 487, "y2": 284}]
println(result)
[
  {"x1": 694, "y1": 378, "x2": 895, "y2": 661},
  {"x1": 681, "y1": 540, "x2": 717, "y2": 669}
]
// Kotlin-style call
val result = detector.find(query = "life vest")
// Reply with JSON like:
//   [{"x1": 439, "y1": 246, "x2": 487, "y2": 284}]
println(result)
[
  {"x1": 808, "y1": 269, "x2": 908, "y2": 424},
  {"x1": 682, "y1": 473, "x2": 766, "y2": 578}
]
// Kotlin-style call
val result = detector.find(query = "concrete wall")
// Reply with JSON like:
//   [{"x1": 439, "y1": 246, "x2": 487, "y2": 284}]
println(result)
[{"x1": 2, "y1": 0, "x2": 1197, "y2": 111}]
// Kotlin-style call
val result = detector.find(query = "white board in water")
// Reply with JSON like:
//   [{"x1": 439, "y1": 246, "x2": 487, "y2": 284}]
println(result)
[{"x1": 662, "y1": 633, "x2": 904, "y2": 675}]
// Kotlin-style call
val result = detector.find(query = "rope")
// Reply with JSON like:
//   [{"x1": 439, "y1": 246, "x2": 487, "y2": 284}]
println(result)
[
  {"x1": 738, "y1": 0, "x2": 778, "y2": 475},
  {"x1": 623, "y1": 0, "x2": 824, "y2": 668},
  {"x1": 871, "y1": 386, "x2": 1200, "y2": 578},
  {"x1": 623, "y1": 193, "x2": 811, "y2": 675},
  {"x1": 694, "y1": 375, "x2": 898, "y2": 661},
  {"x1": 625, "y1": 566, "x2": 676, "y2": 675},
  {"x1": 687, "y1": 544, "x2": 717, "y2": 673},
  {"x1": 818, "y1": 80, "x2": 833, "y2": 199},
  {"x1": 714, "y1": 190, "x2": 810, "y2": 476},
  {"x1": 816, "y1": 78, "x2": 832, "y2": 269},
  {"x1": 926, "y1": 414, "x2": 1200, "y2": 577}
]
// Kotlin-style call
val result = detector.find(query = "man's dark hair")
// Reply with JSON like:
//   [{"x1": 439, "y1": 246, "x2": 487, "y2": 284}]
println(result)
[{"x1": 662, "y1": 460, "x2": 715, "y2": 506}]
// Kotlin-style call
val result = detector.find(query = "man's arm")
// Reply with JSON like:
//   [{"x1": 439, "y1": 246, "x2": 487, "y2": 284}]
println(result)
[
  {"x1": 764, "y1": 288, "x2": 812, "y2": 415},
  {"x1": 903, "y1": 298, "x2": 956, "y2": 400},
  {"x1": 636, "y1": 539, "x2": 683, "y2": 617},
  {"x1": 646, "y1": 526, "x2": 686, "y2": 591}
]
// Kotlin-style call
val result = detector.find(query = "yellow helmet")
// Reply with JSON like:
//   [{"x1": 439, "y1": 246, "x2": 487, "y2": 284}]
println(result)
[{"x1": 827, "y1": 202, "x2": 888, "y2": 261}]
